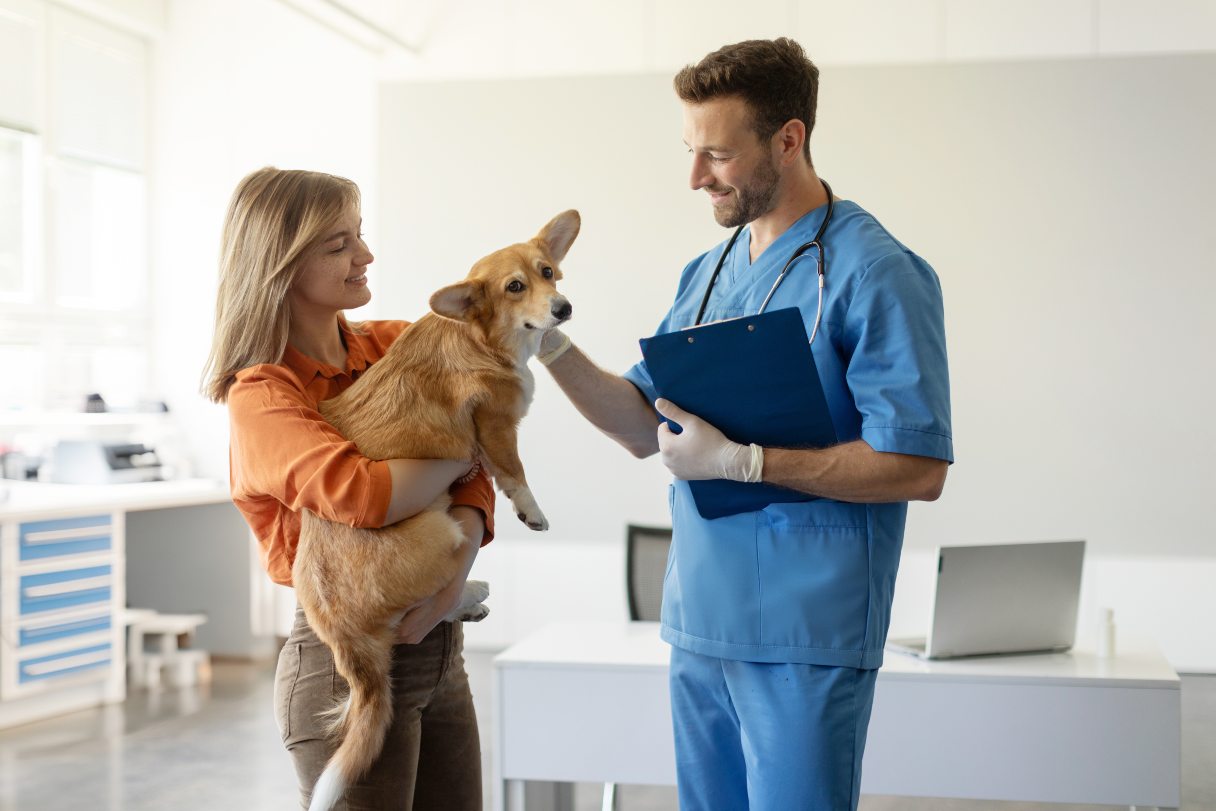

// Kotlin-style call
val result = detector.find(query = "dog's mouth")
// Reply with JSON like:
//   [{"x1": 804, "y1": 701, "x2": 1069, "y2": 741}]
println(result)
[{"x1": 524, "y1": 313, "x2": 571, "y2": 331}]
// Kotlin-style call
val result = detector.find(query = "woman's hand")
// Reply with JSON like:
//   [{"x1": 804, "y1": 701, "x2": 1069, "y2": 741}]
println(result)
[{"x1": 393, "y1": 506, "x2": 485, "y2": 644}]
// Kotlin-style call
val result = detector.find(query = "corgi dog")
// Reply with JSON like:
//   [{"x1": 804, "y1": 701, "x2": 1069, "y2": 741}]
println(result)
[{"x1": 293, "y1": 210, "x2": 579, "y2": 811}]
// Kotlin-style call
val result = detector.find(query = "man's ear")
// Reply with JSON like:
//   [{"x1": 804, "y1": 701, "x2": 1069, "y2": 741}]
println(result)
[
  {"x1": 536, "y1": 210, "x2": 581, "y2": 263},
  {"x1": 430, "y1": 280, "x2": 485, "y2": 321},
  {"x1": 774, "y1": 118, "x2": 807, "y2": 167}
]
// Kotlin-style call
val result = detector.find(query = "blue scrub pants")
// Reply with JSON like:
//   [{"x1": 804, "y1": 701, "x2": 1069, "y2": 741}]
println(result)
[{"x1": 669, "y1": 646, "x2": 879, "y2": 811}]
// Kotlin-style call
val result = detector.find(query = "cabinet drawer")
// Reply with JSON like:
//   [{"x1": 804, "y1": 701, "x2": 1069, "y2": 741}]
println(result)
[
  {"x1": 19, "y1": 565, "x2": 113, "y2": 615},
  {"x1": 19, "y1": 515, "x2": 112, "y2": 561},
  {"x1": 18, "y1": 609, "x2": 112, "y2": 647},
  {"x1": 17, "y1": 642, "x2": 112, "y2": 686}
]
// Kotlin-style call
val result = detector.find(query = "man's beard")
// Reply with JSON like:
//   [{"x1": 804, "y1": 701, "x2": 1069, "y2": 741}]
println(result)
[{"x1": 712, "y1": 157, "x2": 780, "y2": 228}]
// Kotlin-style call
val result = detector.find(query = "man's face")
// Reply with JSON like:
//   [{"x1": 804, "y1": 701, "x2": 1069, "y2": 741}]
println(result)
[{"x1": 682, "y1": 96, "x2": 780, "y2": 228}]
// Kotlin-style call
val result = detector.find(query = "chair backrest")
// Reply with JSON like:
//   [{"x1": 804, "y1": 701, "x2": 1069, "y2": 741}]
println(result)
[{"x1": 626, "y1": 524, "x2": 673, "y2": 622}]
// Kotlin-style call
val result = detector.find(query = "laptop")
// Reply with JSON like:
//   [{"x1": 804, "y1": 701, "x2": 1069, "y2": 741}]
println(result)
[{"x1": 886, "y1": 540, "x2": 1085, "y2": 660}]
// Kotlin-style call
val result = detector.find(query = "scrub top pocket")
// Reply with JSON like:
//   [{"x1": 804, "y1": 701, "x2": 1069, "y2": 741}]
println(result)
[{"x1": 757, "y1": 500, "x2": 870, "y2": 652}]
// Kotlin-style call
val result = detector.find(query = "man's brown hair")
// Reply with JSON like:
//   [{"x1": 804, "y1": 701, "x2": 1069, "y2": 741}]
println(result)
[{"x1": 673, "y1": 37, "x2": 819, "y2": 162}]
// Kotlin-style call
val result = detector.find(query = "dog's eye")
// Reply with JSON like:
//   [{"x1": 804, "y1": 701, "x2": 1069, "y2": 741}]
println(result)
[
  {"x1": 507, "y1": 280, "x2": 525, "y2": 293},
  {"x1": 541, "y1": 266, "x2": 553, "y2": 279}
]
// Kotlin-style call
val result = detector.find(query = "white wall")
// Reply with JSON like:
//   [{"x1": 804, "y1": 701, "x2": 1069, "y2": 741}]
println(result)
[
  {"x1": 377, "y1": 0, "x2": 1216, "y2": 80},
  {"x1": 149, "y1": 0, "x2": 381, "y2": 481}
]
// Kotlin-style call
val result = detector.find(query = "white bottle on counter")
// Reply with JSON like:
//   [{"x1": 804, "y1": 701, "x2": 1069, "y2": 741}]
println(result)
[{"x1": 1096, "y1": 607, "x2": 1116, "y2": 659}]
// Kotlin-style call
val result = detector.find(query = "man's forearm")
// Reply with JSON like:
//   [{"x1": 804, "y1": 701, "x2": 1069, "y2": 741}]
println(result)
[
  {"x1": 544, "y1": 344, "x2": 659, "y2": 458},
  {"x1": 763, "y1": 440, "x2": 947, "y2": 503}
]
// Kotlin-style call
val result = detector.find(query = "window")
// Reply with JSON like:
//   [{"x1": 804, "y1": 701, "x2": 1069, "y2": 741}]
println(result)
[
  {"x1": 0, "y1": 127, "x2": 38, "y2": 303},
  {"x1": 0, "y1": 1, "x2": 151, "y2": 414}
]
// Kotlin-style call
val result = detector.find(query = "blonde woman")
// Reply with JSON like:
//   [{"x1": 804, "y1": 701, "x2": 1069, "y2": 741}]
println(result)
[{"x1": 203, "y1": 167, "x2": 493, "y2": 810}]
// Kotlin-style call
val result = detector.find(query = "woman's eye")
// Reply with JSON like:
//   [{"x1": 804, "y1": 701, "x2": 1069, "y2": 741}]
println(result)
[
  {"x1": 507, "y1": 280, "x2": 525, "y2": 293},
  {"x1": 541, "y1": 266, "x2": 553, "y2": 279}
]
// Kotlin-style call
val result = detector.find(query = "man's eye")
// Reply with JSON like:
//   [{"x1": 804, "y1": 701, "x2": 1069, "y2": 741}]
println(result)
[
  {"x1": 541, "y1": 266, "x2": 553, "y2": 279},
  {"x1": 507, "y1": 280, "x2": 525, "y2": 293}
]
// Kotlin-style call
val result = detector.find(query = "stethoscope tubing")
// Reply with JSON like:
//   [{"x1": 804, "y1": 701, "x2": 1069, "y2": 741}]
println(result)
[{"x1": 694, "y1": 179, "x2": 834, "y2": 345}]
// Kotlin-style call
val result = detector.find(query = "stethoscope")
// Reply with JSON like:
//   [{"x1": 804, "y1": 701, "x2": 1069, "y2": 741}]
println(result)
[{"x1": 693, "y1": 179, "x2": 835, "y2": 345}]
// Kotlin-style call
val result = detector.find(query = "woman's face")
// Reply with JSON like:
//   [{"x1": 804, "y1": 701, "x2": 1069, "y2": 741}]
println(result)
[{"x1": 289, "y1": 205, "x2": 374, "y2": 317}]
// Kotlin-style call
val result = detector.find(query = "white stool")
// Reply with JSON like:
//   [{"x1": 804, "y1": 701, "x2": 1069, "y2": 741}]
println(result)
[{"x1": 124, "y1": 609, "x2": 210, "y2": 688}]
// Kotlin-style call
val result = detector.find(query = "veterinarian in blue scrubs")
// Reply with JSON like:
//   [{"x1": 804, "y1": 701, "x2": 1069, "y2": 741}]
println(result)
[{"x1": 537, "y1": 38, "x2": 952, "y2": 810}]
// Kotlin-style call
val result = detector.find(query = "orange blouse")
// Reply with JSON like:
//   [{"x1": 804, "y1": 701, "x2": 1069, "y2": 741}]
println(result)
[{"x1": 227, "y1": 319, "x2": 495, "y2": 586}]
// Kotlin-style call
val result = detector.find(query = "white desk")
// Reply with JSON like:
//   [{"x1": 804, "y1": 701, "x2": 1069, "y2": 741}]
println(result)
[{"x1": 493, "y1": 621, "x2": 1181, "y2": 811}]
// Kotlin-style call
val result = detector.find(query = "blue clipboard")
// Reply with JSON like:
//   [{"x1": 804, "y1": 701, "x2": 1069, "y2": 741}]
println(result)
[{"x1": 639, "y1": 307, "x2": 837, "y2": 520}]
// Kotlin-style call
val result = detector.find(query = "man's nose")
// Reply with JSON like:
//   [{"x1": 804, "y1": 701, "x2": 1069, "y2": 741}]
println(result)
[{"x1": 689, "y1": 153, "x2": 713, "y2": 191}]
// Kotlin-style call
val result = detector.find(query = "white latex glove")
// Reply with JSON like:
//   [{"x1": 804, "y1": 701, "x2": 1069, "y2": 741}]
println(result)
[
  {"x1": 536, "y1": 328, "x2": 572, "y2": 366},
  {"x1": 654, "y1": 399, "x2": 763, "y2": 483}
]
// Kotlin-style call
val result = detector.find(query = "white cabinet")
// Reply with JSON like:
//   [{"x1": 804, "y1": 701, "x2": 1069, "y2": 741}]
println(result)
[{"x1": 0, "y1": 512, "x2": 126, "y2": 726}]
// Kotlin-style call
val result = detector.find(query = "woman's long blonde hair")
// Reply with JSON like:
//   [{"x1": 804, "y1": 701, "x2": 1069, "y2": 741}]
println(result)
[{"x1": 202, "y1": 167, "x2": 361, "y2": 403}]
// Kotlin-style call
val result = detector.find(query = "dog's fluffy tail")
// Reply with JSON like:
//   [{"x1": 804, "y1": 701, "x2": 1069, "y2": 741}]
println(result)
[{"x1": 306, "y1": 630, "x2": 394, "y2": 811}]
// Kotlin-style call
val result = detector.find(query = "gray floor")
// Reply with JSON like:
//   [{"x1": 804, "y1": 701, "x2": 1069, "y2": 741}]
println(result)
[{"x1": 0, "y1": 651, "x2": 1212, "y2": 810}]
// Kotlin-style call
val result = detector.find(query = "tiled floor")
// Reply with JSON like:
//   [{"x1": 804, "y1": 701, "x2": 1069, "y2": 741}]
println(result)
[{"x1": 0, "y1": 650, "x2": 1212, "y2": 810}]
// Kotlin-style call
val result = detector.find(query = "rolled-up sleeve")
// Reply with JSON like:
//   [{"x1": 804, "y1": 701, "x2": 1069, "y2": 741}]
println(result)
[{"x1": 449, "y1": 468, "x2": 496, "y2": 546}]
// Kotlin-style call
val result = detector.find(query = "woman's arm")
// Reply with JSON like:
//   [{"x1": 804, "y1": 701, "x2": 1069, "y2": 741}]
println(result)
[
  {"x1": 394, "y1": 505, "x2": 485, "y2": 644},
  {"x1": 229, "y1": 367, "x2": 474, "y2": 528},
  {"x1": 382, "y1": 458, "x2": 474, "y2": 526}
]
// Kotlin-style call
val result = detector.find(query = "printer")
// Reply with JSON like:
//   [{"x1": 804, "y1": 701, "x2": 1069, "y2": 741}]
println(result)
[{"x1": 51, "y1": 440, "x2": 163, "y2": 484}]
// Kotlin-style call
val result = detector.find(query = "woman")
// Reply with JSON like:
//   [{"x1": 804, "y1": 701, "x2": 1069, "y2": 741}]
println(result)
[{"x1": 202, "y1": 166, "x2": 493, "y2": 810}]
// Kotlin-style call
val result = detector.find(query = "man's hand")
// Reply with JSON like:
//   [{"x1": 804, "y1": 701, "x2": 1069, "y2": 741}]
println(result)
[
  {"x1": 654, "y1": 399, "x2": 763, "y2": 483},
  {"x1": 536, "y1": 328, "x2": 572, "y2": 366}
]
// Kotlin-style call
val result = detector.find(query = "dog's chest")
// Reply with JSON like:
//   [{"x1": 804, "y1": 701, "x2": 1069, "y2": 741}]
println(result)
[{"x1": 517, "y1": 361, "x2": 536, "y2": 407}]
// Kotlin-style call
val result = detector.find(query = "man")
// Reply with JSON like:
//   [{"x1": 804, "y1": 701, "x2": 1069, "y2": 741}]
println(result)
[{"x1": 536, "y1": 38, "x2": 952, "y2": 810}]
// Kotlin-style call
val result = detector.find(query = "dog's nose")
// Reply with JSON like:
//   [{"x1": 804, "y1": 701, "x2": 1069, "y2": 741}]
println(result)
[{"x1": 551, "y1": 298, "x2": 572, "y2": 322}]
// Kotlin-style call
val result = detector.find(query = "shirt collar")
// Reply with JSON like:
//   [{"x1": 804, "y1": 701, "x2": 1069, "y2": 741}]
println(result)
[{"x1": 281, "y1": 320, "x2": 374, "y2": 383}]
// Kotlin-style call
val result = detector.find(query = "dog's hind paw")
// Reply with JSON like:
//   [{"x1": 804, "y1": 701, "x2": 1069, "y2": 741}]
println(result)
[
  {"x1": 443, "y1": 580, "x2": 491, "y2": 623},
  {"x1": 453, "y1": 602, "x2": 490, "y2": 623},
  {"x1": 464, "y1": 579, "x2": 490, "y2": 604}
]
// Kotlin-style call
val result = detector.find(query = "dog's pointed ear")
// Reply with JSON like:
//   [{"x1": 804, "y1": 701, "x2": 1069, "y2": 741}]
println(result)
[
  {"x1": 536, "y1": 210, "x2": 581, "y2": 263},
  {"x1": 430, "y1": 281, "x2": 485, "y2": 322}
]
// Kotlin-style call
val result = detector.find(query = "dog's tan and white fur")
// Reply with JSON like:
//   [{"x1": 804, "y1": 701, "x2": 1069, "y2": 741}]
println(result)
[{"x1": 294, "y1": 211, "x2": 579, "y2": 811}]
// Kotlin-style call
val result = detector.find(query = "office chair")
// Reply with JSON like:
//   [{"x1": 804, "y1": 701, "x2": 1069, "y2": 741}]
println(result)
[
  {"x1": 602, "y1": 524, "x2": 674, "y2": 811},
  {"x1": 626, "y1": 523, "x2": 673, "y2": 622}
]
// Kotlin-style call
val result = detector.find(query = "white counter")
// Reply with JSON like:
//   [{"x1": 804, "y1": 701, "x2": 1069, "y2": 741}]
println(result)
[{"x1": 0, "y1": 478, "x2": 232, "y2": 522}]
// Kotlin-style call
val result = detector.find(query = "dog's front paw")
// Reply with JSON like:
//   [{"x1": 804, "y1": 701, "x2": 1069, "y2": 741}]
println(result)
[
  {"x1": 516, "y1": 509, "x2": 549, "y2": 531},
  {"x1": 510, "y1": 489, "x2": 549, "y2": 531}
]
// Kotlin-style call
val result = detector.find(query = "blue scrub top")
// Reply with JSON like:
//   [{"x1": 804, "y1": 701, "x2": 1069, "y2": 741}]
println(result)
[{"x1": 624, "y1": 199, "x2": 953, "y2": 669}]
